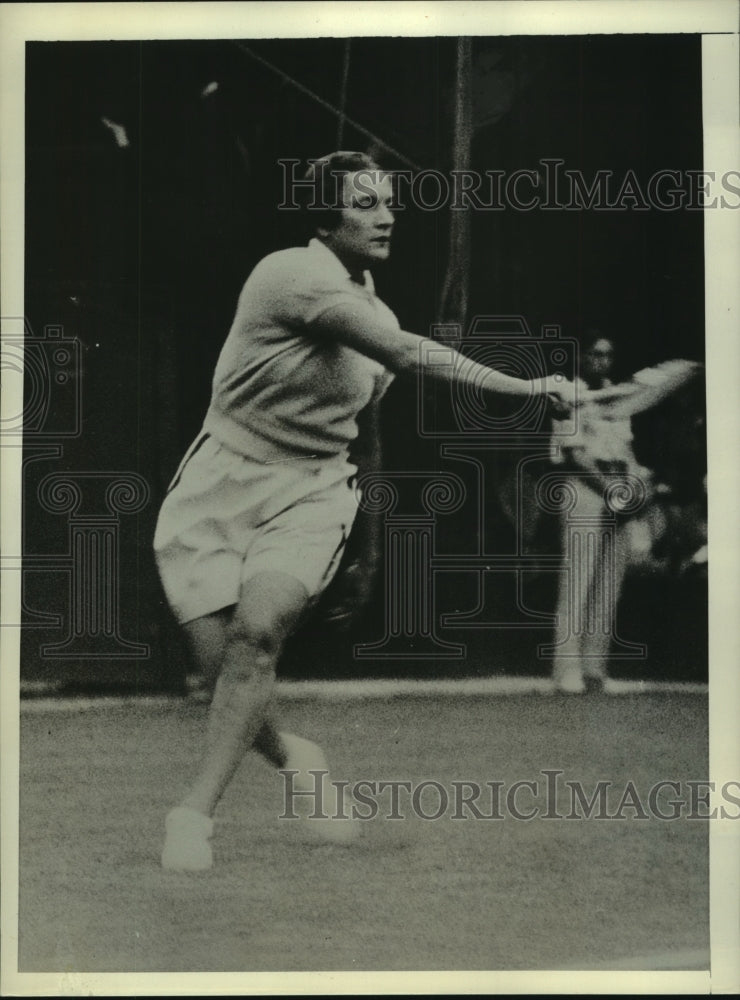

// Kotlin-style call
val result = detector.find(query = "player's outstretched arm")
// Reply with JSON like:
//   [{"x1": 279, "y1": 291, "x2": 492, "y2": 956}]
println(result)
[
  {"x1": 586, "y1": 359, "x2": 703, "y2": 417},
  {"x1": 310, "y1": 302, "x2": 576, "y2": 413}
]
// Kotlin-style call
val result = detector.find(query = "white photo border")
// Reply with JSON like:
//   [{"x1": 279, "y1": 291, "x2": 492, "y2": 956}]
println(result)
[{"x1": 1, "y1": 2, "x2": 738, "y2": 995}]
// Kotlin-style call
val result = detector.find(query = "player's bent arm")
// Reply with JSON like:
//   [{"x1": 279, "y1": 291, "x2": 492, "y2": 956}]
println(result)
[{"x1": 310, "y1": 302, "x2": 557, "y2": 402}]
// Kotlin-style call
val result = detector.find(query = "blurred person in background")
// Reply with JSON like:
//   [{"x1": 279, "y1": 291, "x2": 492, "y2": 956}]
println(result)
[{"x1": 549, "y1": 331, "x2": 702, "y2": 693}]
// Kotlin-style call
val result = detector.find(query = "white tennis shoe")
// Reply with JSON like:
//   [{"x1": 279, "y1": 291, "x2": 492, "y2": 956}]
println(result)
[
  {"x1": 161, "y1": 806, "x2": 214, "y2": 871},
  {"x1": 280, "y1": 732, "x2": 361, "y2": 845}
]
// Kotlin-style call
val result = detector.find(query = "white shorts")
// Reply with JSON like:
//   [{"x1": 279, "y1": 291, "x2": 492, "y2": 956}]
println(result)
[{"x1": 153, "y1": 433, "x2": 359, "y2": 624}]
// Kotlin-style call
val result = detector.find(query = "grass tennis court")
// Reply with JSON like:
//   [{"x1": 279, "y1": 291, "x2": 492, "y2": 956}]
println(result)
[{"x1": 19, "y1": 688, "x2": 708, "y2": 973}]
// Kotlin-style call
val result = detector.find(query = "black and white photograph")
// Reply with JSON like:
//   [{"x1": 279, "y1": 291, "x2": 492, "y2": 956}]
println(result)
[{"x1": 1, "y1": 1, "x2": 738, "y2": 994}]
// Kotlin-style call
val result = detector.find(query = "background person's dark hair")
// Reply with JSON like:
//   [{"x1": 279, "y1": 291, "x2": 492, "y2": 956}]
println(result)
[{"x1": 301, "y1": 150, "x2": 383, "y2": 233}]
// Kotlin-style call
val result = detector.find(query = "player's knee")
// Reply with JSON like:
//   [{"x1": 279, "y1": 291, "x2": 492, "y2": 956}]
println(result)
[{"x1": 225, "y1": 612, "x2": 284, "y2": 677}]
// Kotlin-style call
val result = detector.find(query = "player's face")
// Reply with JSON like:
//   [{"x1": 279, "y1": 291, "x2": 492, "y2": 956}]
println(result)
[
  {"x1": 321, "y1": 171, "x2": 395, "y2": 272},
  {"x1": 583, "y1": 338, "x2": 615, "y2": 381}
]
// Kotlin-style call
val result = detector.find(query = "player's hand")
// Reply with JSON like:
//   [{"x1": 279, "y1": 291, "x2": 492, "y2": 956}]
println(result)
[{"x1": 543, "y1": 374, "x2": 579, "y2": 418}]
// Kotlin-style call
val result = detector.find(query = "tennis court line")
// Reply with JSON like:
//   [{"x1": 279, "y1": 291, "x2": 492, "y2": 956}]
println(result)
[{"x1": 19, "y1": 675, "x2": 708, "y2": 712}]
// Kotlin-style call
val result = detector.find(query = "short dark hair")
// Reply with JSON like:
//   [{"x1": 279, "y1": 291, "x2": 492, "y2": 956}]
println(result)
[{"x1": 302, "y1": 150, "x2": 383, "y2": 232}]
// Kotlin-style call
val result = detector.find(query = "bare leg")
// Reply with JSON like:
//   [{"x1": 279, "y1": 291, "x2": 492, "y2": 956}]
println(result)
[
  {"x1": 184, "y1": 606, "x2": 230, "y2": 688},
  {"x1": 179, "y1": 571, "x2": 309, "y2": 819},
  {"x1": 162, "y1": 571, "x2": 359, "y2": 869},
  {"x1": 183, "y1": 606, "x2": 287, "y2": 768}
]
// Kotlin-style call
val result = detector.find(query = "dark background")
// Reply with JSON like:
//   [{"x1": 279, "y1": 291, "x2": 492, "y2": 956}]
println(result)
[{"x1": 22, "y1": 35, "x2": 707, "y2": 691}]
